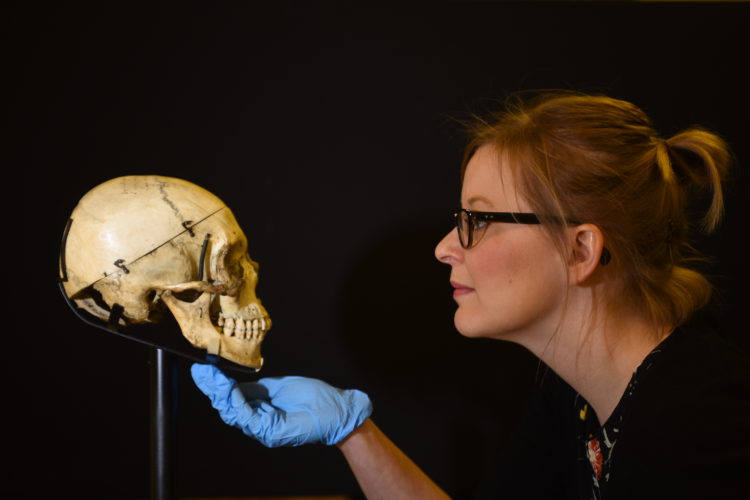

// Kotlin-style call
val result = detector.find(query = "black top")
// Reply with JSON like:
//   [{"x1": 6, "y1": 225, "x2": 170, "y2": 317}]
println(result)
[{"x1": 474, "y1": 319, "x2": 750, "y2": 499}]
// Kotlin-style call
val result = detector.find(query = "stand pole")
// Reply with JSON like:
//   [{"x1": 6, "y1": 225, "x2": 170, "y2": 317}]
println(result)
[{"x1": 150, "y1": 347, "x2": 177, "y2": 500}]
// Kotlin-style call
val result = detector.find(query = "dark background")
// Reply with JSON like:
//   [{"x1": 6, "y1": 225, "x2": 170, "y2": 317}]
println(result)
[{"x1": 16, "y1": 3, "x2": 749, "y2": 499}]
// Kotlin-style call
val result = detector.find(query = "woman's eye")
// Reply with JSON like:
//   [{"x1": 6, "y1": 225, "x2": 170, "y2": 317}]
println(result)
[{"x1": 475, "y1": 219, "x2": 488, "y2": 230}]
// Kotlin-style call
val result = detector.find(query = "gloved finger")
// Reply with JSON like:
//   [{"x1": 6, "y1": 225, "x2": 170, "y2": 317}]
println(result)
[
  {"x1": 260, "y1": 411, "x2": 318, "y2": 447},
  {"x1": 256, "y1": 376, "x2": 336, "y2": 408},
  {"x1": 237, "y1": 382, "x2": 272, "y2": 403},
  {"x1": 191, "y1": 365, "x2": 279, "y2": 429},
  {"x1": 191, "y1": 363, "x2": 238, "y2": 402},
  {"x1": 191, "y1": 363, "x2": 246, "y2": 423},
  {"x1": 230, "y1": 394, "x2": 308, "y2": 447},
  {"x1": 255, "y1": 375, "x2": 308, "y2": 398}
]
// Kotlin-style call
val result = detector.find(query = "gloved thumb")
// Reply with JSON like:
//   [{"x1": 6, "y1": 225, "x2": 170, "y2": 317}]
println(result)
[
  {"x1": 191, "y1": 363, "x2": 251, "y2": 425},
  {"x1": 191, "y1": 363, "x2": 236, "y2": 399}
]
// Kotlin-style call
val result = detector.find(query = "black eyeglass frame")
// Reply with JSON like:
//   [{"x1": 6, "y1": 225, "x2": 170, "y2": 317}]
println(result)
[{"x1": 454, "y1": 208, "x2": 580, "y2": 249}]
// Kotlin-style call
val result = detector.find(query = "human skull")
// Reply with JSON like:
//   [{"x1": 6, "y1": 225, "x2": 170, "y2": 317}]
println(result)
[{"x1": 60, "y1": 175, "x2": 271, "y2": 369}]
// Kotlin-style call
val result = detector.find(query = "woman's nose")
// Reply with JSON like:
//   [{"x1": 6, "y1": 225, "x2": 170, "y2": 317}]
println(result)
[{"x1": 435, "y1": 227, "x2": 463, "y2": 265}]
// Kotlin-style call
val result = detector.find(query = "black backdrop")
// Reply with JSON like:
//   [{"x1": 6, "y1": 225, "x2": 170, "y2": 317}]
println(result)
[{"x1": 17, "y1": 3, "x2": 749, "y2": 499}]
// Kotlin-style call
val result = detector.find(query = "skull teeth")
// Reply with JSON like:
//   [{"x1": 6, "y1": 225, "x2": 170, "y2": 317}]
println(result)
[
  {"x1": 215, "y1": 315, "x2": 269, "y2": 340},
  {"x1": 223, "y1": 317, "x2": 235, "y2": 335}
]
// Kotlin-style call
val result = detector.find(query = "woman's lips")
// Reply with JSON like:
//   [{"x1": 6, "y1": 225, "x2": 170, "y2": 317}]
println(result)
[{"x1": 451, "y1": 281, "x2": 474, "y2": 298}]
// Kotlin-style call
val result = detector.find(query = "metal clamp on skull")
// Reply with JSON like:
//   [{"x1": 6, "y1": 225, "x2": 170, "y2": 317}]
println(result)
[{"x1": 59, "y1": 175, "x2": 271, "y2": 371}]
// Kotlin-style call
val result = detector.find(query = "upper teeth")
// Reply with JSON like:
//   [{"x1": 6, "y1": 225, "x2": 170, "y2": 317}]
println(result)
[{"x1": 217, "y1": 316, "x2": 268, "y2": 339}]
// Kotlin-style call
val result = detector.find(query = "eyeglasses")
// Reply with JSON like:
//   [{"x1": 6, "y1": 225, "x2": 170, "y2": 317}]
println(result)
[
  {"x1": 454, "y1": 208, "x2": 583, "y2": 249},
  {"x1": 454, "y1": 209, "x2": 542, "y2": 249}
]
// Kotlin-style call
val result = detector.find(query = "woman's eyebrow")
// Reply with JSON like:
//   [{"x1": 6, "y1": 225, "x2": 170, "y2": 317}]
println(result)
[{"x1": 465, "y1": 195, "x2": 494, "y2": 208}]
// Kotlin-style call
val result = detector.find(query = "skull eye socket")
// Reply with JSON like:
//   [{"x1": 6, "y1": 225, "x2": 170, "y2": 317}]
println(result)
[{"x1": 217, "y1": 243, "x2": 250, "y2": 291}]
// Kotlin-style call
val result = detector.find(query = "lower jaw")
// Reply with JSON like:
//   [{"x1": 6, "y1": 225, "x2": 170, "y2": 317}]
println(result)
[{"x1": 211, "y1": 332, "x2": 265, "y2": 370}]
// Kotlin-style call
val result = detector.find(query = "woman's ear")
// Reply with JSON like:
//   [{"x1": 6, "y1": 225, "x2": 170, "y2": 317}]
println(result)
[{"x1": 568, "y1": 224, "x2": 607, "y2": 285}]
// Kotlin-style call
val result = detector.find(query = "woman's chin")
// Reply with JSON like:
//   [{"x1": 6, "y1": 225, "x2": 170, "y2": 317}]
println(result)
[{"x1": 454, "y1": 311, "x2": 491, "y2": 339}]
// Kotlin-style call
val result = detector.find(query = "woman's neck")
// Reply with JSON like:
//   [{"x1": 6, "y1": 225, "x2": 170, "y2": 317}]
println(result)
[{"x1": 523, "y1": 303, "x2": 671, "y2": 426}]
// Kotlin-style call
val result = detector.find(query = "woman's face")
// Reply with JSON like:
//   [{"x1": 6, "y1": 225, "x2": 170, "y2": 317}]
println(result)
[{"x1": 435, "y1": 145, "x2": 568, "y2": 345}]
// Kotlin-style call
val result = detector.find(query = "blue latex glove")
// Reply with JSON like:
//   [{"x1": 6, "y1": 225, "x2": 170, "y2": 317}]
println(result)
[{"x1": 191, "y1": 363, "x2": 373, "y2": 447}]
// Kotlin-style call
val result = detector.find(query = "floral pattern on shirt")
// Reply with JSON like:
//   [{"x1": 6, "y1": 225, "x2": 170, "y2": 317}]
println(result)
[
  {"x1": 575, "y1": 347, "x2": 663, "y2": 499},
  {"x1": 586, "y1": 436, "x2": 603, "y2": 480}
]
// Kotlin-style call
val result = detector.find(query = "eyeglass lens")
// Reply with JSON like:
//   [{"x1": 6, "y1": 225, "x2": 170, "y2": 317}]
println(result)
[
  {"x1": 457, "y1": 210, "x2": 474, "y2": 249},
  {"x1": 457, "y1": 210, "x2": 493, "y2": 249},
  {"x1": 456, "y1": 210, "x2": 468, "y2": 248}
]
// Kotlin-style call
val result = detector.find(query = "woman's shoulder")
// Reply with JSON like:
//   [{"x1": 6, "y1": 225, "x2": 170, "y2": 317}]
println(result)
[
  {"x1": 649, "y1": 315, "x2": 750, "y2": 390},
  {"x1": 630, "y1": 314, "x2": 750, "y2": 429},
  {"x1": 607, "y1": 315, "x2": 750, "y2": 498}
]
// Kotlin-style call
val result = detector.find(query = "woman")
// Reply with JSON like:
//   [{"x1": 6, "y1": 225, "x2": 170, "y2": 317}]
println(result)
[{"x1": 191, "y1": 93, "x2": 749, "y2": 499}]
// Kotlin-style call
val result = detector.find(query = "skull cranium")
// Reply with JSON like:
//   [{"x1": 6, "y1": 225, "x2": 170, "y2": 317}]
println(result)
[{"x1": 60, "y1": 175, "x2": 271, "y2": 369}]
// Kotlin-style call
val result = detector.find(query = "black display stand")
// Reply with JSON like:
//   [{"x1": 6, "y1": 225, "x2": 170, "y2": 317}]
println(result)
[
  {"x1": 58, "y1": 279, "x2": 258, "y2": 500},
  {"x1": 150, "y1": 347, "x2": 176, "y2": 500}
]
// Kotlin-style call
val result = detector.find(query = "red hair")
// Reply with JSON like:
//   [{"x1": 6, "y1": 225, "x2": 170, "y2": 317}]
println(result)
[{"x1": 462, "y1": 92, "x2": 730, "y2": 329}]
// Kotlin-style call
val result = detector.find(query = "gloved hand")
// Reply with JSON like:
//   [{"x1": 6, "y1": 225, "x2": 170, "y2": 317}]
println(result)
[{"x1": 191, "y1": 363, "x2": 373, "y2": 447}]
